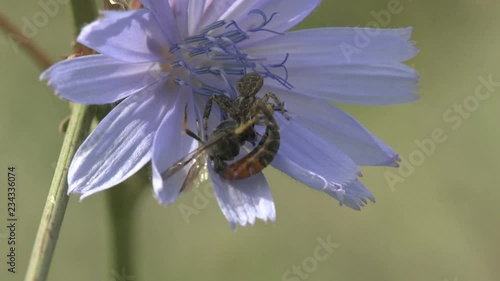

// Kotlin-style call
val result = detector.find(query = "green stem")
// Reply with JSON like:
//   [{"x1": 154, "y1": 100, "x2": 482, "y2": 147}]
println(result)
[
  {"x1": 107, "y1": 187, "x2": 135, "y2": 274},
  {"x1": 105, "y1": 176, "x2": 145, "y2": 276},
  {"x1": 69, "y1": 0, "x2": 98, "y2": 33},
  {"x1": 25, "y1": 1, "x2": 98, "y2": 280},
  {"x1": 24, "y1": 104, "x2": 95, "y2": 281}
]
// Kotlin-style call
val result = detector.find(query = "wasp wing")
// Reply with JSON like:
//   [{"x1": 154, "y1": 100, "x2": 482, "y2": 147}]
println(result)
[
  {"x1": 160, "y1": 133, "x2": 225, "y2": 181},
  {"x1": 179, "y1": 153, "x2": 209, "y2": 193}
]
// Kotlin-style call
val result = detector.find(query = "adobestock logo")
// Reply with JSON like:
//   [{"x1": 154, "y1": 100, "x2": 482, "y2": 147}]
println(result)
[
  {"x1": 281, "y1": 235, "x2": 340, "y2": 281},
  {"x1": 8, "y1": 0, "x2": 70, "y2": 54},
  {"x1": 385, "y1": 74, "x2": 499, "y2": 191},
  {"x1": 178, "y1": 184, "x2": 215, "y2": 224},
  {"x1": 341, "y1": 0, "x2": 410, "y2": 62}
]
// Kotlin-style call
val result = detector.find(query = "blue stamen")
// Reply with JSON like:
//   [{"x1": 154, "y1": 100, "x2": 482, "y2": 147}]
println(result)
[
  {"x1": 207, "y1": 67, "x2": 221, "y2": 75},
  {"x1": 204, "y1": 35, "x2": 217, "y2": 43},
  {"x1": 221, "y1": 68, "x2": 247, "y2": 75},
  {"x1": 169, "y1": 10, "x2": 293, "y2": 95},
  {"x1": 169, "y1": 44, "x2": 180, "y2": 53},
  {"x1": 225, "y1": 20, "x2": 247, "y2": 36},
  {"x1": 247, "y1": 10, "x2": 284, "y2": 35},
  {"x1": 171, "y1": 61, "x2": 182, "y2": 68},
  {"x1": 183, "y1": 34, "x2": 210, "y2": 44},
  {"x1": 265, "y1": 53, "x2": 291, "y2": 88},
  {"x1": 173, "y1": 78, "x2": 187, "y2": 86},
  {"x1": 256, "y1": 61, "x2": 293, "y2": 90},
  {"x1": 218, "y1": 30, "x2": 248, "y2": 44},
  {"x1": 188, "y1": 48, "x2": 211, "y2": 57},
  {"x1": 193, "y1": 67, "x2": 211, "y2": 75},
  {"x1": 199, "y1": 20, "x2": 226, "y2": 35}
]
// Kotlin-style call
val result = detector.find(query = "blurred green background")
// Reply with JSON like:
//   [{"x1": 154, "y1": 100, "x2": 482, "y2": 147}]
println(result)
[{"x1": 1, "y1": 0, "x2": 499, "y2": 280}]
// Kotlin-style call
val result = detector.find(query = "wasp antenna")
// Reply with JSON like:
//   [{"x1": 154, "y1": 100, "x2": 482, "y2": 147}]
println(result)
[
  {"x1": 183, "y1": 104, "x2": 191, "y2": 133},
  {"x1": 183, "y1": 103, "x2": 204, "y2": 143}
]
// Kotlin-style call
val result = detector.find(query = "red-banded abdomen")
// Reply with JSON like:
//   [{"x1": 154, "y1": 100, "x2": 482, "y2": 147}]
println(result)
[{"x1": 221, "y1": 120, "x2": 280, "y2": 180}]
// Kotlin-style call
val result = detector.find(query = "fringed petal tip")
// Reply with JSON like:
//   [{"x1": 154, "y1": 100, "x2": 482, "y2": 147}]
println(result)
[
  {"x1": 389, "y1": 154, "x2": 402, "y2": 168},
  {"x1": 374, "y1": 152, "x2": 401, "y2": 168},
  {"x1": 208, "y1": 160, "x2": 276, "y2": 229},
  {"x1": 224, "y1": 188, "x2": 277, "y2": 230},
  {"x1": 325, "y1": 180, "x2": 376, "y2": 211},
  {"x1": 228, "y1": 212, "x2": 276, "y2": 230},
  {"x1": 73, "y1": 190, "x2": 101, "y2": 202}
]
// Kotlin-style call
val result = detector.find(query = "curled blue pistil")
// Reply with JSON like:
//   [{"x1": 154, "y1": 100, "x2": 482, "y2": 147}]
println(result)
[
  {"x1": 247, "y1": 9, "x2": 284, "y2": 35},
  {"x1": 168, "y1": 9, "x2": 293, "y2": 91}
]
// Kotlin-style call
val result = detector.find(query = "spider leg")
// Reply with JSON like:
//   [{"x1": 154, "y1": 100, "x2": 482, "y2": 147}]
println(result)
[
  {"x1": 261, "y1": 92, "x2": 290, "y2": 120},
  {"x1": 202, "y1": 95, "x2": 234, "y2": 140}
]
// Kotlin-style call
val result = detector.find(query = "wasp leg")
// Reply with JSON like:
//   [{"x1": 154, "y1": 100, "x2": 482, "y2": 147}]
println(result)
[
  {"x1": 261, "y1": 92, "x2": 290, "y2": 120},
  {"x1": 202, "y1": 94, "x2": 234, "y2": 140},
  {"x1": 211, "y1": 156, "x2": 227, "y2": 175},
  {"x1": 184, "y1": 104, "x2": 204, "y2": 143}
]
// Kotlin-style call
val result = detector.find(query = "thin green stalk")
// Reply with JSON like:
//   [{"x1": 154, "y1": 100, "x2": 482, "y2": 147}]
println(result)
[
  {"x1": 25, "y1": 1, "x2": 98, "y2": 280},
  {"x1": 24, "y1": 104, "x2": 95, "y2": 281},
  {"x1": 107, "y1": 187, "x2": 135, "y2": 275},
  {"x1": 105, "y1": 175, "x2": 146, "y2": 276},
  {"x1": 69, "y1": 0, "x2": 98, "y2": 33}
]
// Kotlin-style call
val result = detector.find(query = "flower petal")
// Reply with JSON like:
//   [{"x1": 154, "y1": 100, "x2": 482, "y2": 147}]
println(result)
[
  {"x1": 221, "y1": 0, "x2": 321, "y2": 46},
  {"x1": 78, "y1": 10, "x2": 170, "y2": 63},
  {"x1": 270, "y1": 115, "x2": 373, "y2": 207},
  {"x1": 141, "y1": 0, "x2": 181, "y2": 44},
  {"x1": 68, "y1": 89, "x2": 169, "y2": 199},
  {"x1": 270, "y1": 115, "x2": 377, "y2": 209},
  {"x1": 266, "y1": 63, "x2": 419, "y2": 105},
  {"x1": 152, "y1": 87, "x2": 198, "y2": 204},
  {"x1": 168, "y1": 0, "x2": 189, "y2": 38},
  {"x1": 40, "y1": 55, "x2": 165, "y2": 104},
  {"x1": 186, "y1": 0, "x2": 206, "y2": 35},
  {"x1": 256, "y1": 0, "x2": 321, "y2": 32},
  {"x1": 197, "y1": 0, "x2": 238, "y2": 31},
  {"x1": 274, "y1": 91, "x2": 400, "y2": 167},
  {"x1": 247, "y1": 27, "x2": 418, "y2": 64},
  {"x1": 209, "y1": 157, "x2": 276, "y2": 229},
  {"x1": 273, "y1": 115, "x2": 361, "y2": 185},
  {"x1": 324, "y1": 180, "x2": 375, "y2": 210}
]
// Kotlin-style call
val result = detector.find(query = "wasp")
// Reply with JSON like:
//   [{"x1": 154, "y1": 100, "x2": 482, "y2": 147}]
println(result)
[{"x1": 161, "y1": 73, "x2": 289, "y2": 191}]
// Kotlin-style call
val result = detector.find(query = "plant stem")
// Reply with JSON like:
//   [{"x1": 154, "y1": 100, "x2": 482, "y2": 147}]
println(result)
[
  {"x1": 24, "y1": 1, "x2": 98, "y2": 280},
  {"x1": 24, "y1": 104, "x2": 95, "y2": 281},
  {"x1": 0, "y1": 13, "x2": 52, "y2": 69},
  {"x1": 69, "y1": 0, "x2": 98, "y2": 33},
  {"x1": 105, "y1": 175, "x2": 146, "y2": 276}
]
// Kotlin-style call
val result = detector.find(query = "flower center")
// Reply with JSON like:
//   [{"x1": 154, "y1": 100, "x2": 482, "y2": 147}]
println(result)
[{"x1": 165, "y1": 9, "x2": 292, "y2": 99}]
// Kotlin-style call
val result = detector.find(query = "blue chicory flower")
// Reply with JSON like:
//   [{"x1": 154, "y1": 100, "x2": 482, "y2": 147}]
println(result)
[{"x1": 41, "y1": 0, "x2": 418, "y2": 228}]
